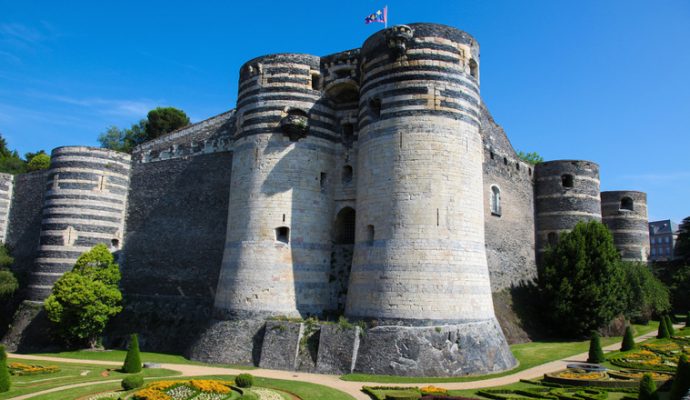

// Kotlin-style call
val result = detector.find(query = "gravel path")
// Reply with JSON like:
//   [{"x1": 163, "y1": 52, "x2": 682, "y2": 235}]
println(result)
[{"x1": 6, "y1": 325, "x2": 677, "y2": 400}]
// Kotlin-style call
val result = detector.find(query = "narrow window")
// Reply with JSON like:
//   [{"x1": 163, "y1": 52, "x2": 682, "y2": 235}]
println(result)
[
  {"x1": 369, "y1": 98, "x2": 382, "y2": 119},
  {"x1": 620, "y1": 197, "x2": 633, "y2": 211},
  {"x1": 111, "y1": 238, "x2": 120, "y2": 249},
  {"x1": 342, "y1": 165, "x2": 353, "y2": 184},
  {"x1": 98, "y1": 175, "x2": 107, "y2": 191},
  {"x1": 561, "y1": 174, "x2": 574, "y2": 188},
  {"x1": 366, "y1": 225, "x2": 375, "y2": 245},
  {"x1": 490, "y1": 185, "x2": 501, "y2": 216},
  {"x1": 651, "y1": 248, "x2": 656, "y2": 256},
  {"x1": 64, "y1": 226, "x2": 77, "y2": 246},
  {"x1": 311, "y1": 72, "x2": 321, "y2": 90},
  {"x1": 320, "y1": 172, "x2": 327, "y2": 192},
  {"x1": 528, "y1": 168, "x2": 532, "y2": 176},
  {"x1": 276, "y1": 227, "x2": 290, "y2": 244},
  {"x1": 515, "y1": 163, "x2": 520, "y2": 171},
  {"x1": 490, "y1": 151, "x2": 495, "y2": 160},
  {"x1": 547, "y1": 232, "x2": 558, "y2": 247},
  {"x1": 503, "y1": 157, "x2": 508, "y2": 166},
  {"x1": 469, "y1": 59, "x2": 478, "y2": 79},
  {"x1": 436, "y1": 208, "x2": 440, "y2": 226},
  {"x1": 342, "y1": 123, "x2": 354, "y2": 145},
  {"x1": 282, "y1": 213, "x2": 286, "y2": 222}
]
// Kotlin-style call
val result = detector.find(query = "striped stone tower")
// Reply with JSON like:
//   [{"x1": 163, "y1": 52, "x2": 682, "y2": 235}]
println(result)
[
  {"x1": 0, "y1": 173, "x2": 13, "y2": 244},
  {"x1": 213, "y1": 54, "x2": 337, "y2": 319},
  {"x1": 534, "y1": 160, "x2": 602, "y2": 255},
  {"x1": 345, "y1": 23, "x2": 516, "y2": 376},
  {"x1": 27, "y1": 146, "x2": 131, "y2": 301},
  {"x1": 601, "y1": 191, "x2": 649, "y2": 261}
]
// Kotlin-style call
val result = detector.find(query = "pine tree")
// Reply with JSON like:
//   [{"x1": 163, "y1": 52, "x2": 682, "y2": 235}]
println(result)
[
  {"x1": 587, "y1": 331, "x2": 605, "y2": 363},
  {"x1": 657, "y1": 317, "x2": 670, "y2": 339},
  {"x1": 0, "y1": 345, "x2": 10, "y2": 392},
  {"x1": 638, "y1": 373, "x2": 658, "y2": 400},
  {"x1": 122, "y1": 334, "x2": 142, "y2": 373},
  {"x1": 621, "y1": 325, "x2": 636, "y2": 351},
  {"x1": 665, "y1": 315, "x2": 675, "y2": 336},
  {"x1": 670, "y1": 354, "x2": 690, "y2": 400}
]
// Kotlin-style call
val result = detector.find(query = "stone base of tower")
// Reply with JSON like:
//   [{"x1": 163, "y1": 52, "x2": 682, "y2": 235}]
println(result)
[
  {"x1": 187, "y1": 319, "x2": 266, "y2": 366},
  {"x1": 353, "y1": 319, "x2": 516, "y2": 377},
  {"x1": 1, "y1": 300, "x2": 59, "y2": 352}
]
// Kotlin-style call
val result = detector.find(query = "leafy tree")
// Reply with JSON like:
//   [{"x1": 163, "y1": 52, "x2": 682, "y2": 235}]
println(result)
[
  {"x1": 0, "y1": 244, "x2": 17, "y2": 299},
  {"x1": 539, "y1": 220, "x2": 627, "y2": 337},
  {"x1": 670, "y1": 354, "x2": 690, "y2": 400},
  {"x1": 0, "y1": 135, "x2": 26, "y2": 175},
  {"x1": 0, "y1": 345, "x2": 9, "y2": 392},
  {"x1": 638, "y1": 373, "x2": 658, "y2": 400},
  {"x1": 623, "y1": 262, "x2": 670, "y2": 323},
  {"x1": 587, "y1": 331, "x2": 605, "y2": 363},
  {"x1": 676, "y1": 217, "x2": 690, "y2": 262},
  {"x1": 122, "y1": 334, "x2": 142, "y2": 373},
  {"x1": 44, "y1": 244, "x2": 122, "y2": 348},
  {"x1": 516, "y1": 151, "x2": 544, "y2": 165},
  {"x1": 621, "y1": 325, "x2": 636, "y2": 351},
  {"x1": 145, "y1": 107, "x2": 190, "y2": 140},
  {"x1": 657, "y1": 317, "x2": 670, "y2": 339},
  {"x1": 670, "y1": 266, "x2": 690, "y2": 312},
  {"x1": 26, "y1": 152, "x2": 50, "y2": 172}
]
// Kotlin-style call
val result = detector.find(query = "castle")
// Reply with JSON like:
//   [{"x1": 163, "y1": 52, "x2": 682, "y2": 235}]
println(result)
[{"x1": 0, "y1": 23, "x2": 650, "y2": 377}]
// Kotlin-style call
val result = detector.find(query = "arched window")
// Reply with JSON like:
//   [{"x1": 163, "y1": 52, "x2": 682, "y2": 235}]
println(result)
[
  {"x1": 490, "y1": 185, "x2": 501, "y2": 216},
  {"x1": 561, "y1": 174, "x2": 574, "y2": 188},
  {"x1": 469, "y1": 59, "x2": 478, "y2": 79},
  {"x1": 620, "y1": 197, "x2": 633, "y2": 211}
]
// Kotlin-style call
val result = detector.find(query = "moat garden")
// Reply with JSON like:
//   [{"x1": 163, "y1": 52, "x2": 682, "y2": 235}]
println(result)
[{"x1": 1, "y1": 320, "x2": 688, "y2": 400}]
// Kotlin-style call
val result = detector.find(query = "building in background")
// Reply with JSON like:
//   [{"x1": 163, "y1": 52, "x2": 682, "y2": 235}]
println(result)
[{"x1": 648, "y1": 219, "x2": 679, "y2": 261}]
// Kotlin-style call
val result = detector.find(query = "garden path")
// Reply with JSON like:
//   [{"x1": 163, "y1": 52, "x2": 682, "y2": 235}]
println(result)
[{"x1": 6, "y1": 325, "x2": 679, "y2": 400}]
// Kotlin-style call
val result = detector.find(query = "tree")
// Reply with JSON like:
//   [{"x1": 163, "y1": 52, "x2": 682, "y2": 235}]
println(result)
[
  {"x1": 670, "y1": 266, "x2": 690, "y2": 312},
  {"x1": 0, "y1": 345, "x2": 9, "y2": 392},
  {"x1": 0, "y1": 134, "x2": 26, "y2": 175},
  {"x1": 670, "y1": 354, "x2": 690, "y2": 400},
  {"x1": 621, "y1": 325, "x2": 636, "y2": 351},
  {"x1": 638, "y1": 373, "x2": 658, "y2": 400},
  {"x1": 44, "y1": 244, "x2": 123, "y2": 348},
  {"x1": 657, "y1": 317, "x2": 670, "y2": 339},
  {"x1": 539, "y1": 221, "x2": 627, "y2": 337},
  {"x1": 587, "y1": 331, "x2": 605, "y2": 363},
  {"x1": 0, "y1": 244, "x2": 17, "y2": 299},
  {"x1": 623, "y1": 262, "x2": 670, "y2": 323},
  {"x1": 145, "y1": 107, "x2": 189, "y2": 140},
  {"x1": 122, "y1": 334, "x2": 142, "y2": 373},
  {"x1": 26, "y1": 152, "x2": 50, "y2": 172},
  {"x1": 676, "y1": 217, "x2": 690, "y2": 262},
  {"x1": 516, "y1": 151, "x2": 544, "y2": 165}
]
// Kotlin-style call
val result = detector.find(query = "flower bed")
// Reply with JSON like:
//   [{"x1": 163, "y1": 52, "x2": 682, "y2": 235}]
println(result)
[
  {"x1": 362, "y1": 386, "x2": 479, "y2": 400},
  {"x1": 8, "y1": 362, "x2": 60, "y2": 375},
  {"x1": 131, "y1": 380, "x2": 236, "y2": 400},
  {"x1": 477, "y1": 387, "x2": 607, "y2": 400},
  {"x1": 609, "y1": 338, "x2": 689, "y2": 372}
]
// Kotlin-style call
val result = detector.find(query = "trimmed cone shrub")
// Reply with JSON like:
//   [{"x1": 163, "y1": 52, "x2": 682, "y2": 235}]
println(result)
[
  {"x1": 235, "y1": 373, "x2": 254, "y2": 388},
  {"x1": 621, "y1": 325, "x2": 636, "y2": 351},
  {"x1": 121, "y1": 374, "x2": 144, "y2": 390},
  {"x1": 657, "y1": 317, "x2": 670, "y2": 339},
  {"x1": 122, "y1": 334, "x2": 142, "y2": 373},
  {"x1": 638, "y1": 373, "x2": 658, "y2": 400},
  {"x1": 0, "y1": 345, "x2": 10, "y2": 393},
  {"x1": 686, "y1": 311, "x2": 690, "y2": 328},
  {"x1": 670, "y1": 354, "x2": 690, "y2": 400},
  {"x1": 587, "y1": 331, "x2": 605, "y2": 363},
  {"x1": 666, "y1": 315, "x2": 675, "y2": 336}
]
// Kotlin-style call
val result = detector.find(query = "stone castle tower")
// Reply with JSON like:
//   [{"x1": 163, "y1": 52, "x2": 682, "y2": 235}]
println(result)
[{"x1": 0, "y1": 23, "x2": 650, "y2": 377}]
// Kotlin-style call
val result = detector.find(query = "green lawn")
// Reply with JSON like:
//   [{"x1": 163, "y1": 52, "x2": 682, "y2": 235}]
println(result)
[
  {"x1": 341, "y1": 321, "x2": 659, "y2": 383},
  {"x1": 0, "y1": 357, "x2": 180, "y2": 400},
  {"x1": 28, "y1": 349, "x2": 255, "y2": 369}
]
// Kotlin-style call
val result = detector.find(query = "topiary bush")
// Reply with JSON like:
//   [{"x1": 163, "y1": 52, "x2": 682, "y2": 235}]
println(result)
[
  {"x1": 638, "y1": 374, "x2": 658, "y2": 400},
  {"x1": 665, "y1": 315, "x2": 675, "y2": 336},
  {"x1": 0, "y1": 345, "x2": 9, "y2": 393},
  {"x1": 670, "y1": 354, "x2": 690, "y2": 400},
  {"x1": 121, "y1": 374, "x2": 144, "y2": 390},
  {"x1": 587, "y1": 331, "x2": 605, "y2": 363},
  {"x1": 621, "y1": 326, "x2": 636, "y2": 351},
  {"x1": 657, "y1": 317, "x2": 670, "y2": 339},
  {"x1": 235, "y1": 373, "x2": 254, "y2": 388},
  {"x1": 122, "y1": 333, "x2": 142, "y2": 373}
]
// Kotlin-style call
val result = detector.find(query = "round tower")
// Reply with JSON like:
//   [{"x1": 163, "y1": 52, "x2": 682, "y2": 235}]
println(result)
[
  {"x1": 213, "y1": 53, "x2": 337, "y2": 319},
  {"x1": 27, "y1": 146, "x2": 131, "y2": 301},
  {"x1": 345, "y1": 23, "x2": 515, "y2": 376},
  {"x1": 601, "y1": 191, "x2": 649, "y2": 261},
  {"x1": 534, "y1": 160, "x2": 601, "y2": 255}
]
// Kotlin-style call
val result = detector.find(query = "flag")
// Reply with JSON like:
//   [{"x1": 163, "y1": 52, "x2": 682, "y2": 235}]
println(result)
[{"x1": 365, "y1": 6, "x2": 387, "y2": 24}]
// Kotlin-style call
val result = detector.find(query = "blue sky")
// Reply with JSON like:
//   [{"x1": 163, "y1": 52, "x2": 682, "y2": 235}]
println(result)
[{"x1": 1, "y1": 0, "x2": 688, "y2": 222}]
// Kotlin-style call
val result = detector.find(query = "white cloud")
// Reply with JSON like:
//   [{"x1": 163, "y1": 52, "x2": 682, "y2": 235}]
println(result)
[{"x1": 23, "y1": 91, "x2": 159, "y2": 118}]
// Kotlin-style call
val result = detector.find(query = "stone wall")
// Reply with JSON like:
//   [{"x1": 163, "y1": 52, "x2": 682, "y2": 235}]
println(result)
[
  {"x1": 0, "y1": 173, "x2": 13, "y2": 244},
  {"x1": 480, "y1": 104, "x2": 537, "y2": 291},
  {"x1": 113, "y1": 151, "x2": 232, "y2": 351}
]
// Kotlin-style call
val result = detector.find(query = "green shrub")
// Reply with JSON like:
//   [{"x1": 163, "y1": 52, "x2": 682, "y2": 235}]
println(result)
[
  {"x1": 657, "y1": 317, "x2": 670, "y2": 339},
  {"x1": 238, "y1": 392, "x2": 259, "y2": 400},
  {"x1": 385, "y1": 394, "x2": 419, "y2": 400},
  {"x1": 665, "y1": 315, "x2": 675, "y2": 336},
  {"x1": 121, "y1": 374, "x2": 144, "y2": 390},
  {"x1": 0, "y1": 345, "x2": 9, "y2": 392},
  {"x1": 235, "y1": 373, "x2": 254, "y2": 388},
  {"x1": 587, "y1": 331, "x2": 605, "y2": 363},
  {"x1": 686, "y1": 311, "x2": 690, "y2": 328},
  {"x1": 670, "y1": 354, "x2": 690, "y2": 400},
  {"x1": 638, "y1": 374, "x2": 658, "y2": 400},
  {"x1": 122, "y1": 333, "x2": 142, "y2": 373},
  {"x1": 621, "y1": 325, "x2": 636, "y2": 351}
]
